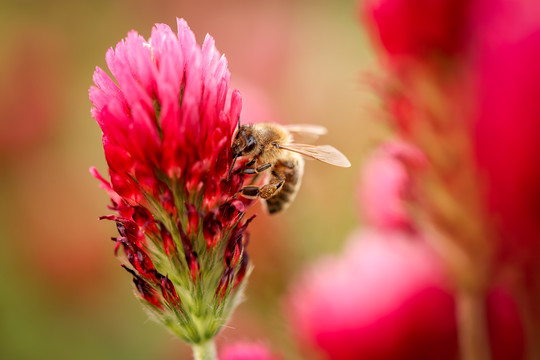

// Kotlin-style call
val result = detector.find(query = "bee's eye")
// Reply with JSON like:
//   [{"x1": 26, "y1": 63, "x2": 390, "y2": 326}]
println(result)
[{"x1": 244, "y1": 135, "x2": 257, "y2": 153}]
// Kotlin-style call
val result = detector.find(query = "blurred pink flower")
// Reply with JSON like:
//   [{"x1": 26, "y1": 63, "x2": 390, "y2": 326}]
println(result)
[
  {"x1": 358, "y1": 0, "x2": 537, "y2": 357},
  {"x1": 220, "y1": 341, "x2": 278, "y2": 360},
  {"x1": 286, "y1": 229, "x2": 458, "y2": 360},
  {"x1": 89, "y1": 19, "x2": 254, "y2": 345},
  {"x1": 473, "y1": 22, "x2": 540, "y2": 268},
  {"x1": 470, "y1": 0, "x2": 540, "y2": 50},
  {"x1": 471, "y1": 3, "x2": 540, "y2": 348},
  {"x1": 358, "y1": 142, "x2": 424, "y2": 231},
  {"x1": 360, "y1": 0, "x2": 470, "y2": 62},
  {"x1": 286, "y1": 229, "x2": 525, "y2": 360}
]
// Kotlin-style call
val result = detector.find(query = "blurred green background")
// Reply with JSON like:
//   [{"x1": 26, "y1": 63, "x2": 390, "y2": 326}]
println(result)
[{"x1": 0, "y1": 1, "x2": 383, "y2": 358}]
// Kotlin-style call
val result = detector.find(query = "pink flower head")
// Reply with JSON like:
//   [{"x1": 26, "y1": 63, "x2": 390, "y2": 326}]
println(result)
[
  {"x1": 90, "y1": 19, "x2": 242, "y2": 208},
  {"x1": 358, "y1": 141, "x2": 425, "y2": 231},
  {"x1": 89, "y1": 19, "x2": 254, "y2": 343},
  {"x1": 360, "y1": 0, "x2": 470, "y2": 63},
  {"x1": 286, "y1": 229, "x2": 457, "y2": 360},
  {"x1": 220, "y1": 341, "x2": 279, "y2": 360}
]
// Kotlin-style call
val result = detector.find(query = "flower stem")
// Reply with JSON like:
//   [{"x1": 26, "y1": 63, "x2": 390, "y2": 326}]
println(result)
[
  {"x1": 456, "y1": 289, "x2": 491, "y2": 360},
  {"x1": 192, "y1": 340, "x2": 217, "y2": 360}
]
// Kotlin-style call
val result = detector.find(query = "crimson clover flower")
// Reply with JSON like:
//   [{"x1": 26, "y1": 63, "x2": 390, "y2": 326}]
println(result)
[{"x1": 89, "y1": 19, "x2": 254, "y2": 358}]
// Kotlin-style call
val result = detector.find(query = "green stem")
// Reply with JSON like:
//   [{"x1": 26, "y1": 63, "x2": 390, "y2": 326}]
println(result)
[{"x1": 192, "y1": 340, "x2": 217, "y2": 360}]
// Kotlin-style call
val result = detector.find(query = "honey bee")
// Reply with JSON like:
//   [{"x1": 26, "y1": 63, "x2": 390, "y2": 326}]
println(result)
[{"x1": 230, "y1": 122, "x2": 351, "y2": 214}]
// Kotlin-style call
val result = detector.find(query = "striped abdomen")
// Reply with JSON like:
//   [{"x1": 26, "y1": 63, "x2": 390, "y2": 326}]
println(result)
[{"x1": 265, "y1": 154, "x2": 305, "y2": 214}]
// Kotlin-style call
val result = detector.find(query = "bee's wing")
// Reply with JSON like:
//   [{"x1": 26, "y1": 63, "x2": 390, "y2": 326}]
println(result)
[
  {"x1": 283, "y1": 124, "x2": 328, "y2": 141},
  {"x1": 278, "y1": 143, "x2": 351, "y2": 167}
]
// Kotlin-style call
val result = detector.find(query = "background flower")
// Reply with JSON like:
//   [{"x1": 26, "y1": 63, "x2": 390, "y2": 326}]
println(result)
[
  {"x1": 358, "y1": 0, "x2": 540, "y2": 358},
  {"x1": 360, "y1": 0, "x2": 470, "y2": 63},
  {"x1": 472, "y1": 2, "x2": 540, "y2": 349},
  {"x1": 286, "y1": 229, "x2": 459, "y2": 360},
  {"x1": 220, "y1": 341, "x2": 279, "y2": 360},
  {"x1": 286, "y1": 229, "x2": 525, "y2": 359},
  {"x1": 473, "y1": 11, "x2": 540, "y2": 268},
  {"x1": 357, "y1": 141, "x2": 424, "y2": 231}
]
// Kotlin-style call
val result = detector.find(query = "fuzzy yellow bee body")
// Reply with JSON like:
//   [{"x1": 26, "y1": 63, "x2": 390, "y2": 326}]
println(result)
[{"x1": 231, "y1": 122, "x2": 350, "y2": 214}]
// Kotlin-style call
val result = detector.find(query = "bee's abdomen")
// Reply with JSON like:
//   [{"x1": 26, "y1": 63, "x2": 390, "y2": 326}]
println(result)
[{"x1": 265, "y1": 156, "x2": 304, "y2": 214}]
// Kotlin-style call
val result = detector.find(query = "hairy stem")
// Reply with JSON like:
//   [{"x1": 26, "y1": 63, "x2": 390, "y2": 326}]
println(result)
[
  {"x1": 192, "y1": 340, "x2": 217, "y2": 360},
  {"x1": 456, "y1": 289, "x2": 491, "y2": 360}
]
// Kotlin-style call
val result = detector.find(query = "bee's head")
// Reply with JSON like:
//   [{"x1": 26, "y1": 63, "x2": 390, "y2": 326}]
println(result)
[{"x1": 232, "y1": 125, "x2": 258, "y2": 157}]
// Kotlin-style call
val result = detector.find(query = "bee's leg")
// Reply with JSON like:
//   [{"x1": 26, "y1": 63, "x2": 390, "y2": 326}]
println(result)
[
  {"x1": 241, "y1": 163, "x2": 272, "y2": 175},
  {"x1": 238, "y1": 186, "x2": 261, "y2": 199},
  {"x1": 259, "y1": 172, "x2": 284, "y2": 199},
  {"x1": 238, "y1": 171, "x2": 285, "y2": 200}
]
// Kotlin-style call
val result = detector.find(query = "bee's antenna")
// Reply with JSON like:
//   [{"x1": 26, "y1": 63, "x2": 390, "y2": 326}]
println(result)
[
  {"x1": 228, "y1": 117, "x2": 243, "y2": 181},
  {"x1": 228, "y1": 153, "x2": 239, "y2": 181}
]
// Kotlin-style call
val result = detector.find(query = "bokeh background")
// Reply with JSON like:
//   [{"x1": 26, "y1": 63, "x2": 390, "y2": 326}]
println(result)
[{"x1": 0, "y1": 1, "x2": 384, "y2": 359}]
